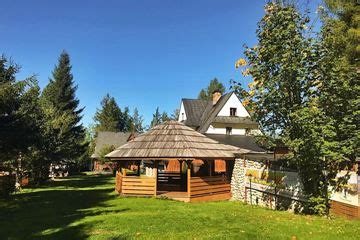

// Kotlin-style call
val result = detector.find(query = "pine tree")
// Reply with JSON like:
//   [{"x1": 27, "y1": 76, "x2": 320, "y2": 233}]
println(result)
[
  {"x1": 198, "y1": 78, "x2": 226, "y2": 100},
  {"x1": 132, "y1": 108, "x2": 144, "y2": 133},
  {"x1": 0, "y1": 56, "x2": 48, "y2": 184},
  {"x1": 41, "y1": 51, "x2": 86, "y2": 165},
  {"x1": 171, "y1": 108, "x2": 180, "y2": 120},
  {"x1": 161, "y1": 112, "x2": 170, "y2": 122},
  {"x1": 198, "y1": 89, "x2": 207, "y2": 100},
  {"x1": 120, "y1": 106, "x2": 133, "y2": 132},
  {"x1": 94, "y1": 94, "x2": 122, "y2": 132},
  {"x1": 150, "y1": 107, "x2": 162, "y2": 127}
]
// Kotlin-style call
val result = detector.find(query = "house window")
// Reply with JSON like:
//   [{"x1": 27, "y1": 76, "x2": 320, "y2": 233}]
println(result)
[
  {"x1": 230, "y1": 108, "x2": 237, "y2": 116},
  {"x1": 226, "y1": 127, "x2": 232, "y2": 135},
  {"x1": 181, "y1": 113, "x2": 184, "y2": 121}
]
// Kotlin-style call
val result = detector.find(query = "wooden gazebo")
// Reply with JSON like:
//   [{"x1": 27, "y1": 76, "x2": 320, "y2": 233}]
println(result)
[{"x1": 106, "y1": 121, "x2": 248, "y2": 202}]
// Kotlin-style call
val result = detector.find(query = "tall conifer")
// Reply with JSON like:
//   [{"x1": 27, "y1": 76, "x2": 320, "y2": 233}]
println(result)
[
  {"x1": 41, "y1": 51, "x2": 86, "y2": 164},
  {"x1": 94, "y1": 94, "x2": 122, "y2": 132}
]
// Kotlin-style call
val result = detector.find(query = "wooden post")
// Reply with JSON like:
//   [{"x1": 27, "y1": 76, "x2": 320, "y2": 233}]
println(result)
[
  {"x1": 122, "y1": 168, "x2": 127, "y2": 176},
  {"x1": 179, "y1": 160, "x2": 183, "y2": 174},
  {"x1": 153, "y1": 160, "x2": 158, "y2": 196},
  {"x1": 137, "y1": 160, "x2": 141, "y2": 176},
  {"x1": 187, "y1": 160, "x2": 192, "y2": 197},
  {"x1": 209, "y1": 160, "x2": 213, "y2": 176},
  {"x1": 179, "y1": 160, "x2": 184, "y2": 191}
]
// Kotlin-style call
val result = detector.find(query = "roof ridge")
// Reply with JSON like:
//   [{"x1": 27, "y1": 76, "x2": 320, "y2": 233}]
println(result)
[{"x1": 198, "y1": 92, "x2": 234, "y2": 133}]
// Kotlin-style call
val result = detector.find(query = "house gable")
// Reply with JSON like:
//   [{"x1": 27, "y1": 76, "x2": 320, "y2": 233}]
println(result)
[
  {"x1": 178, "y1": 101, "x2": 187, "y2": 122},
  {"x1": 217, "y1": 92, "x2": 250, "y2": 117}
]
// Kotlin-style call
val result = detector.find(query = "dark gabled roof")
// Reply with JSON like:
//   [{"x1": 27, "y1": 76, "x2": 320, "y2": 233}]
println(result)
[
  {"x1": 212, "y1": 116, "x2": 258, "y2": 126},
  {"x1": 91, "y1": 131, "x2": 135, "y2": 158},
  {"x1": 198, "y1": 92, "x2": 233, "y2": 133},
  {"x1": 205, "y1": 134, "x2": 267, "y2": 153},
  {"x1": 182, "y1": 99, "x2": 211, "y2": 127}
]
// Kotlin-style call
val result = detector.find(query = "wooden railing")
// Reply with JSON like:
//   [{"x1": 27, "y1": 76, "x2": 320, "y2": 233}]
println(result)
[
  {"x1": 121, "y1": 176, "x2": 156, "y2": 196},
  {"x1": 115, "y1": 172, "x2": 123, "y2": 193},
  {"x1": 157, "y1": 172, "x2": 184, "y2": 191},
  {"x1": 189, "y1": 175, "x2": 231, "y2": 202}
]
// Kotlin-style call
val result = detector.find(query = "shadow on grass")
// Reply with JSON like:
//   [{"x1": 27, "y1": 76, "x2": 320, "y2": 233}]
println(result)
[
  {"x1": 34, "y1": 174, "x2": 114, "y2": 189},
  {"x1": 0, "y1": 174, "x2": 126, "y2": 239}
]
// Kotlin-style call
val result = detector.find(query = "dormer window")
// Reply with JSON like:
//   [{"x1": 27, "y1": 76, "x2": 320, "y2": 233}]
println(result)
[
  {"x1": 226, "y1": 127, "x2": 232, "y2": 135},
  {"x1": 230, "y1": 108, "x2": 237, "y2": 116}
]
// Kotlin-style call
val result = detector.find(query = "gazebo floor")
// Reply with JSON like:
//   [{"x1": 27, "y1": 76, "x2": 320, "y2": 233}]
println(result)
[{"x1": 157, "y1": 191, "x2": 190, "y2": 202}]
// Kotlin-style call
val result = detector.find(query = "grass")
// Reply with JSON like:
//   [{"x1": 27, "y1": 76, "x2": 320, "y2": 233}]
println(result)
[{"x1": 0, "y1": 173, "x2": 359, "y2": 240}]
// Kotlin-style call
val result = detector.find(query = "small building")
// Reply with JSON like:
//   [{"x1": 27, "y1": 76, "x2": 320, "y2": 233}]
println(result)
[
  {"x1": 106, "y1": 121, "x2": 257, "y2": 202},
  {"x1": 91, "y1": 131, "x2": 135, "y2": 172}
]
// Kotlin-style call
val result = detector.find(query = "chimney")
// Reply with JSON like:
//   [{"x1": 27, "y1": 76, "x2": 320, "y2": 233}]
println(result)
[{"x1": 212, "y1": 90, "x2": 222, "y2": 105}]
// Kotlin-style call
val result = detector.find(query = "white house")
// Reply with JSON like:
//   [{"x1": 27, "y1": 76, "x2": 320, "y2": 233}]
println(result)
[{"x1": 178, "y1": 91, "x2": 264, "y2": 152}]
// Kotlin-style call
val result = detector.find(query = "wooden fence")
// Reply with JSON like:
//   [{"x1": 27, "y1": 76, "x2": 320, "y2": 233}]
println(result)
[
  {"x1": 121, "y1": 176, "x2": 156, "y2": 196},
  {"x1": 189, "y1": 175, "x2": 231, "y2": 202}
]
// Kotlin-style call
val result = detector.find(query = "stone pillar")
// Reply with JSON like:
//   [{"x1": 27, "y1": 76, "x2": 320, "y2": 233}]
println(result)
[{"x1": 231, "y1": 158, "x2": 246, "y2": 201}]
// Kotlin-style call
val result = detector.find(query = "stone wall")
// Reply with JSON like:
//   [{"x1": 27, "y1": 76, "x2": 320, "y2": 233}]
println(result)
[{"x1": 231, "y1": 158, "x2": 305, "y2": 212}]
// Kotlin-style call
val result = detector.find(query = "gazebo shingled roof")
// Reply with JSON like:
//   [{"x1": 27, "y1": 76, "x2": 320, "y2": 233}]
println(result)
[{"x1": 106, "y1": 120, "x2": 251, "y2": 160}]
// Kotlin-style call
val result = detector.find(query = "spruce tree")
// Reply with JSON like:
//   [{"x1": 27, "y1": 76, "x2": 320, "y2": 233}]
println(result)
[
  {"x1": 171, "y1": 108, "x2": 180, "y2": 120},
  {"x1": 132, "y1": 108, "x2": 144, "y2": 133},
  {"x1": 150, "y1": 107, "x2": 162, "y2": 127},
  {"x1": 94, "y1": 94, "x2": 122, "y2": 132},
  {"x1": 198, "y1": 78, "x2": 226, "y2": 100},
  {"x1": 41, "y1": 51, "x2": 86, "y2": 165},
  {"x1": 120, "y1": 106, "x2": 133, "y2": 132},
  {"x1": 0, "y1": 56, "x2": 47, "y2": 184},
  {"x1": 161, "y1": 112, "x2": 170, "y2": 122}
]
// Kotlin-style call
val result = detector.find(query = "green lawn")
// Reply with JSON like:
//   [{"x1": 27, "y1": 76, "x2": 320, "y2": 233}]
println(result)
[{"x1": 0, "y1": 173, "x2": 359, "y2": 240}]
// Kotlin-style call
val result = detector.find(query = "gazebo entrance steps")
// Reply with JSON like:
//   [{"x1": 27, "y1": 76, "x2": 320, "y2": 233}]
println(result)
[{"x1": 157, "y1": 191, "x2": 190, "y2": 202}]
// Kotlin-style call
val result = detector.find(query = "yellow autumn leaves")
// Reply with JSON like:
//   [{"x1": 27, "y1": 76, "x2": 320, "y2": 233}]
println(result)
[
  {"x1": 235, "y1": 58, "x2": 247, "y2": 68},
  {"x1": 234, "y1": 57, "x2": 260, "y2": 108},
  {"x1": 235, "y1": 58, "x2": 251, "y2": 77}
]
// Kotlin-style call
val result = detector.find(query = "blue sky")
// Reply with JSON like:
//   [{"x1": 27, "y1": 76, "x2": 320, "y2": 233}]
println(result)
[{"x1": 1, "y1": 0, "x2": 321, "y2": 127}]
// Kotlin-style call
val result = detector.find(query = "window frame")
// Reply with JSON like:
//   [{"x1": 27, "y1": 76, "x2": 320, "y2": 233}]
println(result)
[
  {"x1": 226, "y1": 127, "x2": 232, "y2": 135},
  {"x1": 230, "y1": 107, "x2": 237, "y2": 116}
]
